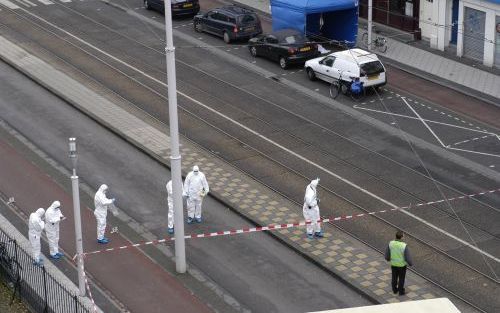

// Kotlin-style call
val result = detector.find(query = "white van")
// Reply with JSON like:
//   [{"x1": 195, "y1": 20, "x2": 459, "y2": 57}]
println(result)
[{"x1": 304, "y1": 48, "x2": 386, "y2": 88}]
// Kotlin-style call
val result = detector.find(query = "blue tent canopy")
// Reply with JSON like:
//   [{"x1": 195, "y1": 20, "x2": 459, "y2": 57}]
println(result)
[{"x1": 270, "y1": 0, "x2": 358, "y2": 46}]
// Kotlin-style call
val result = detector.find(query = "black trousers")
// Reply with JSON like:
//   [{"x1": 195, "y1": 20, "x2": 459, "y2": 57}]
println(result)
[{"x1": 391, "y1": 266, "x2": 407, "y2": 294}]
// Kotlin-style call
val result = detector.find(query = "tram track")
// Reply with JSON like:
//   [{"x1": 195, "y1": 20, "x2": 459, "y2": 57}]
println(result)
[{"x1": 0, "y1": 2, "x2": 499, "y2": 311}]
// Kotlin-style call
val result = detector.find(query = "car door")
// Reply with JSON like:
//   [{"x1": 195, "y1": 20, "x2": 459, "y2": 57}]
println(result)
[
  {"x1": 213, "y1": 12, "x2": 229, "y2": 37},
  {"x1": 204, "y1": 11, "x2": 218, "y2": 34},
  {"x1": 149, "y1": 0, "x2": 162, "y2": 11},
  {"x1": 253, "y1": 36, "x2": 265, "y2": 56},
  {"x1": 264, "y1": 36, "x2": 279, "y2": 60},
  {"x1": 315, "y1": 56, "x2": 336, "y2": 83}
]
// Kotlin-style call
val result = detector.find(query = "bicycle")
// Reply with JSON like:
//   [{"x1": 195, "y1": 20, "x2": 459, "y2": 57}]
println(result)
[
  {"x1": 361, "y1": 30, "x2": 388, "y2": 53},
  {"x1": 329, "y1": 71, "x2": 365, "y2": 102}
]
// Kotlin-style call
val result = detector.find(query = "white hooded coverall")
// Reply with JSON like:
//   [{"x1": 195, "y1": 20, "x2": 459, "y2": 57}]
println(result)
[
  {"x1": 166, "y1": 180, "x2": 184, "y2": 228},
  {"x1": 29, "y1": 208, "x2": 45, "y2": 262},
  {"x1": 94, "y1": 184, "x2": 114, "y2": 240},
  {"x1": 303, "y1": 179, "x2": 321, "y2": 235},
  {"x1": 183, "y1": 167, "x2": 209, "y2": 219},
  {"x1": 45, "y1": 201, "x2": 63, "y2": 256}
]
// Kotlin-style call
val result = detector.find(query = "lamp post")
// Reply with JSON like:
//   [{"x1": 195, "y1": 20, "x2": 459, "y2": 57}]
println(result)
[
  {"x1": 69, "y1": 138, "x2": 85, "y2": 295},
  {"x1": 368, "y1": 0, "x2": 373, "y2": 51},
  {"x1": 163, "y1": 4, "x2": 186, "y2": 273}
]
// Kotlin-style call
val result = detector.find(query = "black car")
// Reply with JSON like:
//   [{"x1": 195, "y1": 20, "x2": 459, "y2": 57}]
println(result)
[
  {"x1": 144, "y1": 0, "x2": 200, "y2": 16},
  {"x1": 248, "y1": 29, "x2": 321, "y2": 69},
  {"x1": 193, "y1": 6, "x2": 262, "y2": 43}
]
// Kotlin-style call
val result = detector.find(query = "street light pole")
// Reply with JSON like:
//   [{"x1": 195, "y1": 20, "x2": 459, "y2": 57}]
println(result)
[
  {"x1": 163, "y1": 3, "x2": 186, "y2": 273},
  {"x1": 69, "y1": 138, "x2": 85, "y2": 296},
  {"x1": 368, "y1": 0, "x2": 373, "y2": 51}
]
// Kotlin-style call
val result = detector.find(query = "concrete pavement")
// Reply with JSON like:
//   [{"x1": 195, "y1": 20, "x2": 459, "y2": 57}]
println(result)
[
  {"x1": 0, "y1": 28, "x2": 483, "y2": 313},
  {"x1": 0, "y1": 123, "x2": 214, "y2": 313}
]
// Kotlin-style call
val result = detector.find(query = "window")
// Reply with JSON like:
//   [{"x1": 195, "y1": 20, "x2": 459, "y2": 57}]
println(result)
[
  {"x1": 360, "y1": 61, "x2": 384, "y2": 75},
  {"x1": 323, "y1": 56, "x2": 335, "y2": 67},
  {"x1": 215, "y1": 13, "x2": 228, "y2": 21},
  {"x1": 265, "y1": 36, "x2": 278, "y2": 44},
  {"x1": 208, "y1": 11, "x2": 217, "y2": 19},
  {"x1": 238, "y1": 14, "x2": 257, "y2": 24},
  {"x1": 282, "y1": 35, "x2": 305, "y2": 44}
]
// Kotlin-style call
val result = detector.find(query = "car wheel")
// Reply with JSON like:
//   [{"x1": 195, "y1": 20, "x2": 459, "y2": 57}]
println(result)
[
  {"x1": 306, "y1": 68, "x2": 316, "y2": 81},
  {"x1": 194, "y1": 21, "x2": 202, "y2": 33},
  {"x1": 144, "y1": 0, "x2": 151, "y2": 10},
  {"x1": 223, "y1": 32, "x2": 231, "y2": 44},
  {"x1": 279, "y1": 57, "x2": 288, "y2": 69},
  {"x1": 250, "y1": 46, "x2": 258, "y2": 57}
]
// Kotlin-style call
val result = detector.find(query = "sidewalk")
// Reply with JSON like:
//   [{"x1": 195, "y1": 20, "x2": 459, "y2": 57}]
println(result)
[
  {"x1": 234, "y1": 0, "x2": 500, "y2": 103},
  {"x1": 0, "y1": 120, "x2": 213, "y2": 313},
  {"x1": 0, "y1": 32, "x2": 482, "y2": 313}
]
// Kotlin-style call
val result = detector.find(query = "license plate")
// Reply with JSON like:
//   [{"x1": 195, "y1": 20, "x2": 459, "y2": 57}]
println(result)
[
  {"x1": 300, "y1": 46, "x2": 311, "y2": 52},
  {"x1": 368, "y1": 74, "x2": 379, "y2": 80},
  {"x1": 245, "y1": 26, "x2": 255, "y2": 31},
  {"x1": 183, "y1": 3, "x2": 193, "y2": 7}
]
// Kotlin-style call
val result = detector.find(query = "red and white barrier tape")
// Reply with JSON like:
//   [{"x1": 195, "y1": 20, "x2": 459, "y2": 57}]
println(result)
[
  {"x1": 74, "y1": 187, "x2": 500, "y2": 259},
  {"x1": 73, "y1": 257, "x2": 98, "y2": 313}
]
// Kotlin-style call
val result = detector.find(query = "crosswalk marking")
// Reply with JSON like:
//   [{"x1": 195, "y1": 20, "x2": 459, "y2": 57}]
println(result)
[
  {"x1": 14, "y1": 0, "x2": 37, "y2": 6},
  {"x1": 35, "y1": 0, "x2": 53, "y2": 5},
  {"x1": 0, "y1": 0, "x2": 20, "y2": 9}
]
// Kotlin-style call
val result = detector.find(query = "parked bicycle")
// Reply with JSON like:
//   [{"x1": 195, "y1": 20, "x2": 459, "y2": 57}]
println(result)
[
  {"x1": 329, "y1": 71, "x2": 365, "y2": 101},
  {"x1": 361, "y1": 27, "x2": 388, "y2": 53}
]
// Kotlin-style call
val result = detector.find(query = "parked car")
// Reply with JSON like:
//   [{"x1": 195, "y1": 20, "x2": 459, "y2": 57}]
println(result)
[
  {"x1": 248, "y1": 29, "x2": 321, "y2": 69},
  {"x1": 144, "y1": 0, "x2": 200, "y2": 17},
  {"x1": 193, "y1": 6, "x2": 262, "y2": 43},
  {"x1": 304, "y1": 48, "x2": 387, "y2": 88}
]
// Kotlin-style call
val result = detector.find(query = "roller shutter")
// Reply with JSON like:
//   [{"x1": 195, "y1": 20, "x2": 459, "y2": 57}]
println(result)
[{"x1": 463, "y1": 7, "x2": 485, "y2": 62}]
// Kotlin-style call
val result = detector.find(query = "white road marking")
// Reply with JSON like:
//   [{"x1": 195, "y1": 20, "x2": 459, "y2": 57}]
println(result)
[
  {"x1": 0, "y1": 0, "x2": 20, "y2": 8},
  {"x1": 19, "y1": 9, "x2": 500, "y2": 263},
  {"x1": 14, "y1": 0, "x2": 35, "y2": 6},
  {"x1": 35, "y1": 0, "x2": 52, "y2": 5},
  {"x1": 402, "y1": 97, "x2": 447, "y2": 147},
  {"x1": 353, "y1": 105, "x2": 498, "y2": 136},
  {"x1": 448, "y1": 146, "x2": 500, "y2": 158}
]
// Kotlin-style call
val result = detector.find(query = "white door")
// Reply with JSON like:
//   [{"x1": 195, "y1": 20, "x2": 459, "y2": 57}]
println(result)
[
  {"x1": 419, "y1": 0, "x2": 435, "y2": 39},
  {"x1": 316, "y1": 56, "x2": 336, "y2": 83}
]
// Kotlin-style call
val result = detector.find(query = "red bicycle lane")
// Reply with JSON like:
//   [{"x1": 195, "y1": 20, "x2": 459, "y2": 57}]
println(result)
[{"x1": 0, "y1": 136, "x2": 213, "y2": 313}]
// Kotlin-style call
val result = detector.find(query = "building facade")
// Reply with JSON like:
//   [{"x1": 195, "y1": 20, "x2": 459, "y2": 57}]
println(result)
[{"x1": 360, "y1": 0, "x2": 500, "y2": 68}]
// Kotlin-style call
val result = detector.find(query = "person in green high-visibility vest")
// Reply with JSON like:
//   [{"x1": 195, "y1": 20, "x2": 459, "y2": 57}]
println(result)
[{"x1": 385, "y1": 230, "x2": 413, "y2": 295}]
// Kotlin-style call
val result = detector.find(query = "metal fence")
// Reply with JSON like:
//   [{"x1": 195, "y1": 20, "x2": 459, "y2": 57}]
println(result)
[{"x1": 0, "y1": 227, "x2": 90, "y2": 313}]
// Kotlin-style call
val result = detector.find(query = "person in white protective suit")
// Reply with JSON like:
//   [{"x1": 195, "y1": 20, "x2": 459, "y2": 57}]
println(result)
[
  {"x1": 29, "y1": 208, "x2": 45, "y2": 266},
  {"x1": 183, "y1": 165, "x2": 209, "y2": 224},
  {"x1": 303, "y1": 178, "x2": 323, "y2": 239},
  {"x1": 166, "y1": 179, "x2": 184, "y2": 234},
  {"x1": 94, "y1": 184, "x2": 115, "y2": 244},
  {"x1": 45, "y1": 201, "x2": 65, "y2": 259}
]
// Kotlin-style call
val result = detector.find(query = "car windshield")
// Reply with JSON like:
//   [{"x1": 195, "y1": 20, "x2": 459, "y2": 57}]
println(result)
[
  {"x1": 360, "y1": 61, "x2": 384, "y2": 75},
  {"x1": 279, "y1": 34, "x2": 306, "y2": 45},
  {"x1": 238, "y1": 14, "x2": 257, "y2": 24}
]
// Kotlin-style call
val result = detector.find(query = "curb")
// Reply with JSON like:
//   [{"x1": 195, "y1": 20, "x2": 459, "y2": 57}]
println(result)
[{"x1": 0, "y1": 9, "x2": 382, "y2": 305}]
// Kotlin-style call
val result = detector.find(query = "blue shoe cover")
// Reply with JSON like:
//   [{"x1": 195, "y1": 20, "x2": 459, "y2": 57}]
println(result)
[
  {"x1": 50, "y1": 254, "x2": 61, "y2": 259},
  {"x1": 306, "y1": 233, "x2": 314, "y2": 239},
  {"x1": 56, "y1": 252, "x2": 64, "y2": 257},
  {"x1": 187, "y1": 217, "x2": 193, "y2": 224},
  {"x1": 314, "y1": 231, "x2": 324, "y2": 238},
  {"x1": 97, "y1": 238, "x2": 109, "y2": 244},
  {"x1": 167, "y1": 228, "x2": 174, "y2": 234},
  {"x1": 195, "y1": 217, "x2": 202, "y2": 223}
]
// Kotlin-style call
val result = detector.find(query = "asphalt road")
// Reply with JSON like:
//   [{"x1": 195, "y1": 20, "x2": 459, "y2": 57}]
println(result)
[
  {"x1": 0, "y1": 0, "x2": 499, "y2": 310},
  {"x1": 0, "y1": 59, "x2": 372, "y2": 312}
]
